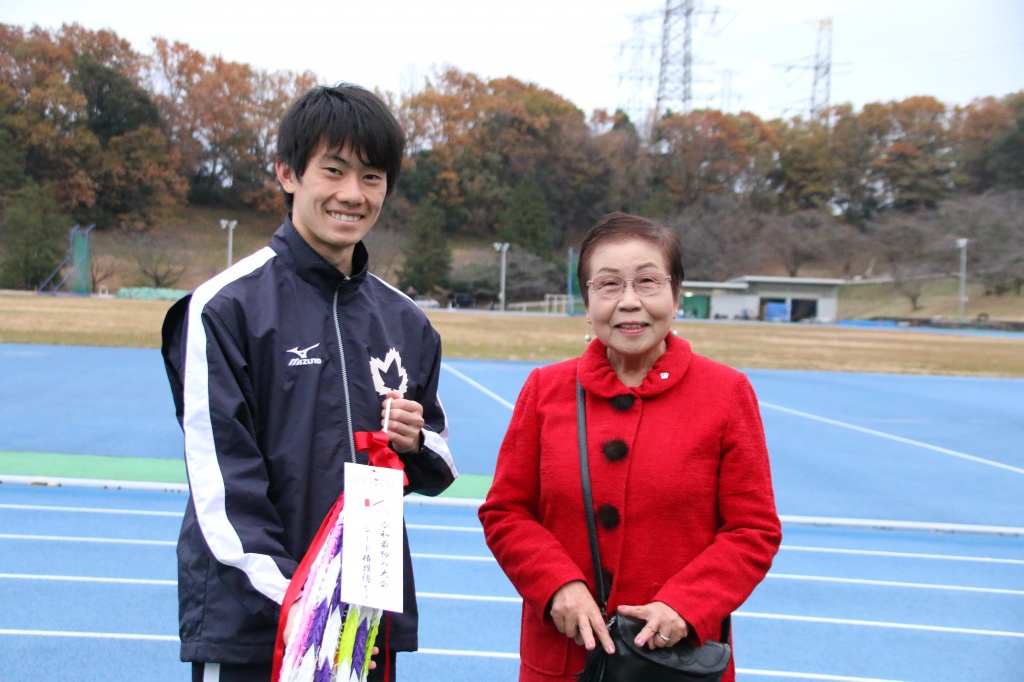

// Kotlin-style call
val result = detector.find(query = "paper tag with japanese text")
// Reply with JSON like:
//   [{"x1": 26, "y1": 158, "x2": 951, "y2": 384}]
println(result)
[{"x1": 340, "y1": 462, "x2": 404, "y2": 612}]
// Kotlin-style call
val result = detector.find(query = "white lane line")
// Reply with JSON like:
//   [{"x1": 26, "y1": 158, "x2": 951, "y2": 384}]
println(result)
[
  {"x1": 414, "y1": 647, "x2": 519, "y2": 659},
  {"x1": 783, "y1": 544, "x2": 1024, "y2": 565},
  {"x1": 5, "y1": 506, "x2": 1022, "y2": 537},
  {"x1": 0, "y1": 533, "x2": 174, "y2": 546},
  {"x1": 4, "y1": 532, "x2": 1022, "y2": 569},
  {"x1": 733, "y1": 670, "x2": 907, "y2": 681},
  {"x1": 0, "y1": 503, "x2": 181, "y2": 517},
  {"x1": 409, "y1": 516, "x2": 1024, "y2": 537},
  {"x1": 0, "y1": 499, "x2": 180, "y2": 516},
  {"x1": 780, "y1": 516, "x2": 1024, "y2": 536},
  {"x1": 9, "y1": 570, "x2": 1019, "y2": 598},
  {"x1": 400, "y1": 593, "x2": 1024, "y2": 638},
  {"x1": 0, "y1": 631, "x2": 920, "y2": 680},
  {"x1": 759, "y1": 401, "x2": 1024, "y2": 475},
  {"x1": 740, "y1": 611, "x2": 1024, "y2": 638},
  {"x1": 420, "y1": 653, "x2": 913, "y2": 682},
  {"x1": 1, "y1": 578, "x2": 1019, "y2": 639},
  {"x1": 0, "y1": 475, "x2": 189, "y2": 491},
  {"x1": 417, "y1": 592, "x2": 521, "y2": 603},
  {"x1": 441, "y1": 363, "x2": 516, "y2": 410},
  {"x1": 0, "y1": 573, "x2": 174, "y2": 585},
  {"x1": 0, "y1": 573, "x2": 521, "y2": 601},
  {"x1": 412, "y1": 553, "x2": 496, "y2": 562},
  {"x1": 407, "y1": 523, "x2": 482, "y2": 532},
  {"x1": 0, "y1": 629, "x2": 177, "y2": 641},
  {"x1": 0, "y1": 632, "x2": 911, "y2": 681},
  {"x1": 768, "y1": 573, "x2": 1024, "y2": 595}
]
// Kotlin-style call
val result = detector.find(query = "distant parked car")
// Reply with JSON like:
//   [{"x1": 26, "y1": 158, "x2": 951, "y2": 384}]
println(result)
[
  {"x1": 414, "y1": 296, "x2": 440, "y2": 309},
  {"x1": 448, "y1": 292, "x2": 475, "y2": 309}
]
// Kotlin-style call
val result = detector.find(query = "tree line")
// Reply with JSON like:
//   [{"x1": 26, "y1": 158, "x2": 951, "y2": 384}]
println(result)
[{"x1": 1, "y1": 23, "x2": 1022, "y2": 307}]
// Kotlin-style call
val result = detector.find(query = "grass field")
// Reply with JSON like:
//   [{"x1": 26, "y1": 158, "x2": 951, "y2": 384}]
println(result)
[{"x1": 2, "y1": 293, "x2": 1022, "y2": 378}]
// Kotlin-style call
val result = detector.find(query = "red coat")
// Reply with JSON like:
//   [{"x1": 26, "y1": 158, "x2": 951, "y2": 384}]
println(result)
[{"x1": 479, "y1": 336, "x2": 782, "y2": 681}]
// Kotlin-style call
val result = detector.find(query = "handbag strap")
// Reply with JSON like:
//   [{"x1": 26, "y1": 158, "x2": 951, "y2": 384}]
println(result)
[
  {"x1": 575, "y1": 378, "x2": 732, "y2": 644},
  {"x1": 576, "y1": 379, "x2": 607, "y2": 616}
]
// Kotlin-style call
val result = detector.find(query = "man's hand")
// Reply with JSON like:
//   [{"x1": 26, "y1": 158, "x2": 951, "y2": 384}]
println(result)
[
  {"x1": 382, "y1": 390, "x2": 424, "y2": 454},
  {"x1": 283, "y1": 593, "x2": 304, "y2": 642}
]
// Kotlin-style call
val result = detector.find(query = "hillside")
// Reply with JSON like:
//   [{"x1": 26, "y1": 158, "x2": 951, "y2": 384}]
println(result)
[{"x1": 86, "y1": 206, "x2": 1024, "y2": 322}]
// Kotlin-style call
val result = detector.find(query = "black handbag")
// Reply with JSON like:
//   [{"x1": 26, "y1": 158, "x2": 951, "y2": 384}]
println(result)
[{"x1": 573, "y1": 380, "x2": 731, "y2": 682}]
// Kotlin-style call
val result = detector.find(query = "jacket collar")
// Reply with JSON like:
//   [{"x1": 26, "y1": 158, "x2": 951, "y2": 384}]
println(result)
[
  {"x1": 578, "y1": 334, "x2": 693, "y2": 400},
  {"x1": 270, "y1": 217, "x2": 369, "y2": 292}
]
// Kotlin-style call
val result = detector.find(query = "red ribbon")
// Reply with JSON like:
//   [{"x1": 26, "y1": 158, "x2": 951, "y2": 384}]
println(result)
[{"x1": 354, "y1": 430, "x2": 409, "y2": 486}]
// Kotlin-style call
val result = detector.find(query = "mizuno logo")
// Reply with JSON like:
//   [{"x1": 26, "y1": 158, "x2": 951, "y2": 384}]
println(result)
[{"x1": 287, "y1": 343, "x2": 322, "y2": 366}]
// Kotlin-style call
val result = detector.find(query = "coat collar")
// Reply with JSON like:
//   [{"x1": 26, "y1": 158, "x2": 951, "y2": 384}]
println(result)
[
  {"x1": 577, "y1": 334, "x2": 693, "y2": 400},
  {"x1": 270, "y1": 217, "x2": 369, "y2": 293}
]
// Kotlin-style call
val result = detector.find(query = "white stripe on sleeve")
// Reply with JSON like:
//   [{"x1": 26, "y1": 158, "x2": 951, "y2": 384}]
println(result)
[{"x1": 182, "y1": 247, "x2": 291, "y2": 605}]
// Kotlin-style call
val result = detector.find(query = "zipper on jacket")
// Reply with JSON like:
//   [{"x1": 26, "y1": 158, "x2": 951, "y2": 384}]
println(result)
[{"x1": 332, "y1": 287, "x2": 358, "y2": 464}]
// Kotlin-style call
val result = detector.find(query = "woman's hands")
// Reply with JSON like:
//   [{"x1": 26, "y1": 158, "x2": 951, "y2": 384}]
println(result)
[
  {"x1": 550, "y1": 581, "x2": 615, "y2": 654},
  {"x1": 616, "y1": 601, "x2": 689, "y2": 649},
  {"x1": 548, "y1": 587, "x2": 689, "y2": 653}
]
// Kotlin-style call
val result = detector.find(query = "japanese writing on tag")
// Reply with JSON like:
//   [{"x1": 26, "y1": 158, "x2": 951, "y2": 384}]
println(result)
[{"x1": 341, "y1": 462, "x2": 404, "y2": 612}]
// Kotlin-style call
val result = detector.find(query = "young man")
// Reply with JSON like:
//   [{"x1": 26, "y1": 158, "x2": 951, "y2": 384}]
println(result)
[{"x1": 161, "y1": 84, "x2": 457, "y2": 682}]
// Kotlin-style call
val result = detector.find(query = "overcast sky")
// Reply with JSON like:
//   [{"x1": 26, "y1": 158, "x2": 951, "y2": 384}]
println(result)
[{"x1": 7, "y1": 0, "x2": 1024, "y2": 120}]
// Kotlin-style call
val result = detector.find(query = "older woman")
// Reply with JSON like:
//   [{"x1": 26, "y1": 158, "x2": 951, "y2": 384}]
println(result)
[{"x1": 479, "y1": 212, "x2": 782, "y2": 682}]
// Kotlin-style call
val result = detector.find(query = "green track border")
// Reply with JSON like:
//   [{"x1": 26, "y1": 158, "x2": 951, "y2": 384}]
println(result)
[{"x1": 0, "y1": 451, "x2": 491, "y2": 500}]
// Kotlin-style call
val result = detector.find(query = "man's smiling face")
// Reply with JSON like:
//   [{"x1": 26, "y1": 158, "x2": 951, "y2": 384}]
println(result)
[{"x1": 275, "y1": 142, "x2": 387, "y2": 274}]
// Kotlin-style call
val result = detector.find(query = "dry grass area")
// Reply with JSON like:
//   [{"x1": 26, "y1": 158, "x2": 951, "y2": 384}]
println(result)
[
  {"x1": 0, "y1": 293, "x2": 173, "y2": 348},
  {"x1": 2, "y1": 294, "x2": 1022, "y2": 378},
  {"x1": 427, "y1": 311, "x2": 1024, "y2": 377},
  {"x1": 838, "y1": 279, "x2": 1024, "y2": 322}
]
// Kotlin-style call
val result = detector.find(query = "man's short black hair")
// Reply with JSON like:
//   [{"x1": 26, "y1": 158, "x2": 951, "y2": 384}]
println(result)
[{"x1": 276, "y1": 83, "x2": 406, "y2": 208}]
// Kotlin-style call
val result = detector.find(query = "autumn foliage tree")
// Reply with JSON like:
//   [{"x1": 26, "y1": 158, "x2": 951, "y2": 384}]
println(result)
[
  {"x1": 147, "y1": 37, "x2": 316, "y2": 209},
  {"x1": 768, "y1": 115, "x2": 833, "y2": 212},
  {"x1": 1, "y1": 20, "x2": 1022, "y2": 306},
  {"x1": 401, "y1": 68, "x2": 603, "y2": 246},
  {"x1": 0, "y1": 25, "x2": 185, "y2": 228},
  {"x1": 0, "y1": 23, "x2": 317, "y2": 235},
  {"x1": 652, "y1": 109, "x2": 754, "y2": 210}
]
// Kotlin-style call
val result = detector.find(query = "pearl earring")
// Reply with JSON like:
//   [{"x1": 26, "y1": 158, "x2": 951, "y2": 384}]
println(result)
[
  {"x1": 584, "y1": 320, "x2": 593, "y2": 343},
  {"x1": 671, "y1": 328, "x2": 679, "y2": 337}
]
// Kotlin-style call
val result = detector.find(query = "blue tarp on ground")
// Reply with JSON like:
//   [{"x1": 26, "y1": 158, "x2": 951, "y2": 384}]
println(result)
[{"x1": 115, "y1": 287, "x2": 189, "y2": 300}]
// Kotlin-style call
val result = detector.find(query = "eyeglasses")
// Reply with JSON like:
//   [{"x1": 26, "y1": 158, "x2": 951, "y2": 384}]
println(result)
[{"x1": 586, "y1": 272, "x2": 672, "y2": 299}]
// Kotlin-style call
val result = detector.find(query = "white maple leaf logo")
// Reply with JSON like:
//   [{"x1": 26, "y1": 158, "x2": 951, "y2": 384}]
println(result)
[{"x1": 369, "y1": 347, "x2": 408, "y2": 397}]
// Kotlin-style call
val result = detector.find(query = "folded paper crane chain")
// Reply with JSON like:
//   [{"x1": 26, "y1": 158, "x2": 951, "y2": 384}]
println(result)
[{"x1": 271, "y1": 426, "x2": 407, "y2": 682}]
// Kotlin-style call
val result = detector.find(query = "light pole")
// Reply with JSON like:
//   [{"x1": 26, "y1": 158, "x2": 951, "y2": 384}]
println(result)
[
  {"x1": 220, "y1": 219, "x2": 238, "y2": 268},
  {"x1": 492, "y1": 241, "x2": 509, "y2": 311},
  {"x1": 956, "y1": 237, "x2": 968, "y2": 319}
]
